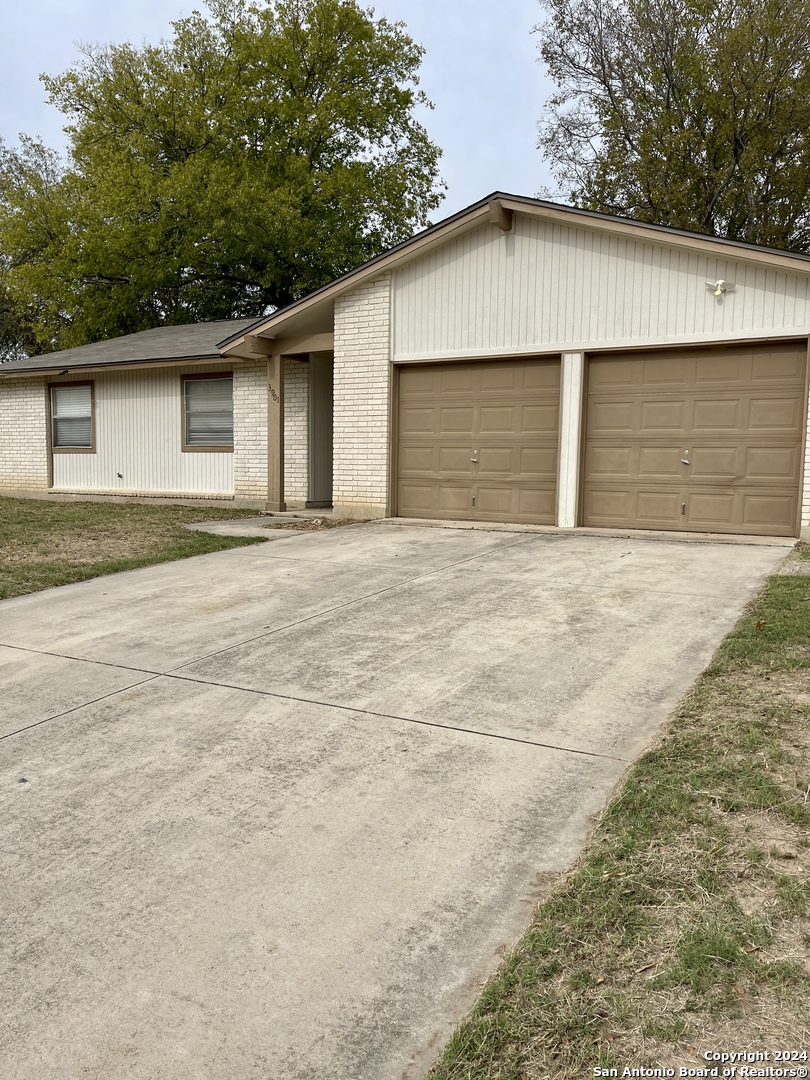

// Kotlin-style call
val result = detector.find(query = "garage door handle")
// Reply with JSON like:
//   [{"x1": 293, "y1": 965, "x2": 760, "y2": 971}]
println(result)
[
  {"x1": 471, "y1": 457, "x2": 478, "y2": 463},
  {"x1": 681, "y1": 458, "x2": 690, "y2": 465}
]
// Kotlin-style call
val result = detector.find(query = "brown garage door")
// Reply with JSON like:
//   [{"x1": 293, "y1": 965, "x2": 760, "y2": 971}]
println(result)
[
  {"x1": 397, "y1": 358, "x2": 560, "y2": 524},
  {"x1": 583, "y1": 342, "x2": 807, "y2": 536}
]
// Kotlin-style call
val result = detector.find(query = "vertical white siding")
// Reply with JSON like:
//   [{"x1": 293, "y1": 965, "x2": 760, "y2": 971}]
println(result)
[
  {"x1": 393, "y1": 216, "x2": 810, "y2": 359},
  {"x1": 51, "y1": 364, "x2": 234, "y2": 496},
  {"x1": 557, "y1": 352, "x2": 585, "y2": 528}
]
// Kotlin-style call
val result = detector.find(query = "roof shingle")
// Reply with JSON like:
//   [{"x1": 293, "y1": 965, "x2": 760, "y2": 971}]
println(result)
[{"x1": 0, "y1": 318, "x2": 261, "y2": 375}]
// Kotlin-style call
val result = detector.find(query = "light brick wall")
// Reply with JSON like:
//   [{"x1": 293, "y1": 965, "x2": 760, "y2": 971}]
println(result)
[
  {"x1": 233, "y1": 360, "x2": 268, "y2": 500},
  {"x1": 284, "y1": 357, "x2": 309, "y2": 503},
  {"x1": 333, "y1": 275, "x2": 391, "y2": 517},
  {"x1": 0, "y1": 376, "x2": 49, "y2": 494}
]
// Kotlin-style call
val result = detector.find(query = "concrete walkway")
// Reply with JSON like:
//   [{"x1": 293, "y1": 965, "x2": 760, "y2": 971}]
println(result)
[{"x1": 0, "y1": 526, "x2": 789, "y2": 1080}]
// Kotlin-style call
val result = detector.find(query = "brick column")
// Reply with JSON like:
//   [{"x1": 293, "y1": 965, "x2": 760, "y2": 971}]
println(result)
[
  {"x1": 233, "y1": 360, "x2": 268, "y2": 502},
  {"x1": 283, "y1": 358, "x2": 309, "y2": 504},
  {"x1": 0, "y1": 377, "x2": 49, "y2": 495},
  {"x1": 332, "y1": 275, "x2": 391, "y2": 518}
]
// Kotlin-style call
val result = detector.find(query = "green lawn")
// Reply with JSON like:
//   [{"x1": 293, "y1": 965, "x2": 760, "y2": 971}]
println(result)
[
  {"x1": 0, "y1": 496, "x2": 267, "y2": 600},
  {"x1": 429, "y1": 549, "x2": 810, "y2": 1077}
]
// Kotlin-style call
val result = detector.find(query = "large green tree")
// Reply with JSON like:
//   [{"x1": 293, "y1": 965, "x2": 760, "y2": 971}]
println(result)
[
  {"x1": 0, "y1": 0, "x2": 443, "y2": 355},
  {"x1": 535, "y1": 0, "x2": 810, "y2": 250}
]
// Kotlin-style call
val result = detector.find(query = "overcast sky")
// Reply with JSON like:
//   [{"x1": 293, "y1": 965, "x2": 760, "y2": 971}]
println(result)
[{"x1": 0, "y1": 0, "x2": 557, "y2": 220}]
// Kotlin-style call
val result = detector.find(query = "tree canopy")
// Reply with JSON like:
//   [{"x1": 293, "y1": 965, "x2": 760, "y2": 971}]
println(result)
[
  {"x1": 0, "y1": 0, "x2": 444, "y2": 356},
  {"x1": 535, "y1": 0, "x2": 810, "y2": 251}
]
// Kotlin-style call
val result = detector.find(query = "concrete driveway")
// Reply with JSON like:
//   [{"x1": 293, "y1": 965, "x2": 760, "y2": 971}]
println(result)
[{"x1": 0, "y1": 524, "x2": 789, "y2": 1080}]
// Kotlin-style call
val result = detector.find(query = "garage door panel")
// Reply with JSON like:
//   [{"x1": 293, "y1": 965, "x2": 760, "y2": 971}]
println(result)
[
  {"x1": 397, "y1": 482, "x2": 437, "y2": 516},
  {"x1": 590, "y1": 400, "x2": 634, "y2": 433},
  {"x1": 518, "y1": 488, "x2": 556, "y2": 517},
  {"x1": 438, "y1": 446, "x2": 477, "y2": 473},
  {"x1": 693, "y1": 399, "x2": 740, "y2": 429},
  {"x1": 638, "y1": 446, "x2": 685, "y2": 478},
  {"x1": 584, "y1": 488, "x2": 632, "y2": 524},
  {"x1": 519, "y1": 447, "x2": 557, "y2": 477},
  {"x1": 752, "y1": 350, "x2": 805, "y2": 382},
  {"x1": 400, "y1": 406, "x2": 436, "y2": 434},
  {"x1": 694, "y1": 354, "x2": 744, "y2": 382},
  {"x1": 748, "y1": 397, "x2": 802, "y2": 431},
  {"x1": 399, "y1": 446, "x2": 435, "y2": 473},
  {"x1": 479, "y1": 405, "x2": 516, "y2": 433},
  {"x1": 400, "y1": 367, "x2": 438, "y2": 394},
  {"x1": 398, "y1": 358, "x2": 560, "y2": 525},
  {"x1": 476, "y1": 486, "x2": 513, "y2": 515},
  {"x1": 637, "y1": 491, "x2": 682, "y2": 525},
  {"x1": 477, "y1": 447, "x2": 515, "y2": 474},
  {"x1": 440, "y1": 368, "x2": 475, "y2": 392},
  {"x1": 522, "y1": 405, "x2": 558, "y2": 433},
  {"x1": 584, "y1": 342, "x2": 805, "y2": 537},
  {"x1": 480, "y1": 365, "x2": 520, "y2": 391},
  {"x1": 437, "y1": 486, "x2": 472, "y2": 514},
  {"x1": 439, "y1": 407, "x2": 475, "y2": 433},
  {"x1": 744, "y1": 446, "x2": 800, "y2": 483},
  {"x1": 687, "y1": 493, "x2": 735, "y2": 526},
  {"x1": 523, "y1": 363, "x2": 561, "y2": 390},
  {"x1": 586, "y1": 445, "x2": 634, "y2": 478},
  {"x1": 587, "y1": 359, "x2": 635, "y2": 389},
  {"x1": 639, "y1": 400, "x2": 687, "y2": 431},
  {"x1": 689, "y1": 446, "x2": 738, "y2": 480},
  {"x1": 742, "y1": 494, "x2": 796, "y2": 530},
  {"x1": 642, "y1": 357, "x2": 688, "y2": 384}
]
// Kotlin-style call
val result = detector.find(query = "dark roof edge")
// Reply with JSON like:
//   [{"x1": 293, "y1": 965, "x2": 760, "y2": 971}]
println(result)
[
  {"x1": 502, "y1": 192, "x2": 810, "y2": 263},
  {"x1": 0, "y1": 350, "x2": 227, "y2": 376},
  {"x1": 217, "y1": 191, "x2": 810, "y2": 348}
]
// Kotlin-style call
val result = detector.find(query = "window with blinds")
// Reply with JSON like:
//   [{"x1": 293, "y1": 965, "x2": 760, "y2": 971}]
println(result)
[
  {"x1": 51, "y1": 384, "x2": 94, "y2": 450},
  {"x1": 183, "y1": 376, "x2": 234, "y2": 449}
]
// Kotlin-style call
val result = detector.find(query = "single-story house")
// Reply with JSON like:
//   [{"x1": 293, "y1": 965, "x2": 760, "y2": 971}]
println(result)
[{"x1": 1, "y1": 193, "x2": 809, "y2": 540}]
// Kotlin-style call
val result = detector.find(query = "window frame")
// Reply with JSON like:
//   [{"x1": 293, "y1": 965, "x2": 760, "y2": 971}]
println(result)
[
  {"x1": 49, "y1": 381, "x2": 96, "y2": 455},
  {"x1": 181, "y1": 372, "x2": 235, "y2": 453}
]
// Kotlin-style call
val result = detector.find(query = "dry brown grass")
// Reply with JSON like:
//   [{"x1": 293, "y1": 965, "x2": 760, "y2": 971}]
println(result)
[
  {"x1": 0, "y1": 497, "x2": 266, "y2": 598},
  {"x1": 260, "y1": 516, "x2": 367, "y2": 531}
]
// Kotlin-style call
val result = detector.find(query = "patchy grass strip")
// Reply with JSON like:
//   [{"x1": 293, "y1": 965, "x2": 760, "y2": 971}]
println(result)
[
  {"x1": 0, "y1": 496, "x2": 267, "y2": 599},
  {"x1": 428, "y1": 551, "x2": 810, "y2": 1079}
]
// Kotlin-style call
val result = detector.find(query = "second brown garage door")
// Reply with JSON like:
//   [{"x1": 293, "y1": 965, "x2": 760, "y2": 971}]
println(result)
[
  {"x1": 583, "y1": 342, "x2": 807, "y2": 536},
  {"x1": 397, "y1": 358, "x2": 560, "y2": 524}
]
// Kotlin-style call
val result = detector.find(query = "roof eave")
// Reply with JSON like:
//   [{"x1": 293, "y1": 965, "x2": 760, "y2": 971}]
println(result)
[
  {"x1": 0, "y1": 351, "x2": 229, "y2": 378},
  {"x1": 497, "y1": 195, "x2": 810, "y2": 273}
]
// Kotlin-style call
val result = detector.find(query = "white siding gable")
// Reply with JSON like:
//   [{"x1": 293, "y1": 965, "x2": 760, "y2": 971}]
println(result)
[{"x1": 393, "y1": 214, "x2": 810, "y2": 361}]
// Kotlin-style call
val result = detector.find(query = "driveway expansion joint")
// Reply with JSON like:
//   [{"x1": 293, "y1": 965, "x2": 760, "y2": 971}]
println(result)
[
  {"x1": 0, "y1": 674, "x2": 162, "y2": 742},
  {"x1": 0, "y1": 640, "x2": 163, "y2": 678},
  {"x1": 163, "y1": 671, "x2": 629, "y2": 762}
]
